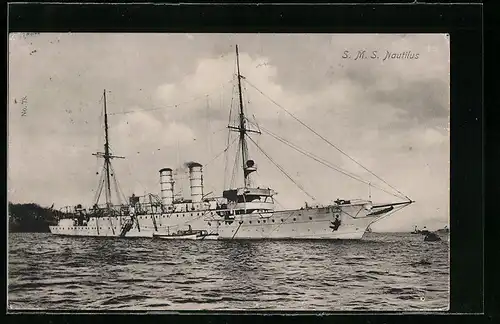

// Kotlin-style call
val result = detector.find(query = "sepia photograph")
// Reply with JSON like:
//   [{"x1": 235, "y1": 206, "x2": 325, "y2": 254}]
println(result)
[{"x1": 8, "y1": 33, "x2": 450, "y2": 311}]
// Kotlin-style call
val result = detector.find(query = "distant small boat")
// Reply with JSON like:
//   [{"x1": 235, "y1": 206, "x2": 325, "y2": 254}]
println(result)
[
  {"x1": 411, "y1": 225, "x2": 430, "y2": 235},
  {"x1": 436, "y1": 226, "x2": 449, "y2": 234},
  {"x1": 424, "y1": 232, "x2": 441, "y2": 242}
]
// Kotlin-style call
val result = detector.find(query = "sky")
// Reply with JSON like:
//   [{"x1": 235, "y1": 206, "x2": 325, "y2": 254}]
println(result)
[{"x1": 8, "y1": 33, "x2": 450, "y2": 232}]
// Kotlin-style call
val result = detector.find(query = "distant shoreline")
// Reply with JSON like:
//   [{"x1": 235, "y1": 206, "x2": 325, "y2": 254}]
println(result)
[{"x1": 8, "y1": 202, "x2": 59, "y2": 233}]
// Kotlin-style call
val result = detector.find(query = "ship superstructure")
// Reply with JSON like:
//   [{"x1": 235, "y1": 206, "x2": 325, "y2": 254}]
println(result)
[
  {"x1": 49, "y1": 92, "x2": 219, "y2": 238},
  {"x1": 50, "y1": 45, "x2": 414, "y2": 239}
]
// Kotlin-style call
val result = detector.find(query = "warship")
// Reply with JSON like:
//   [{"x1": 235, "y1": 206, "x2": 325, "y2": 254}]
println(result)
[{"x1": 49, "y1": 45, "x2": 414, "y2": 239}]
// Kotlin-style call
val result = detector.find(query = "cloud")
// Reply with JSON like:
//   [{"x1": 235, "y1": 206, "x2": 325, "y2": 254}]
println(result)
[{"x1": 112, "y1": 110, "x2": 195, "y2": 150}]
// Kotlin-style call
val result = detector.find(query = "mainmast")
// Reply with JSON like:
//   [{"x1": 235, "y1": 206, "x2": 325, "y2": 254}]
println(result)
[
  {"x1": 227, "y1": 45, "x2": 261, "y2": 189},
  {"x1": 236, "y1": 45, "x2": 249, "y2": 187}
]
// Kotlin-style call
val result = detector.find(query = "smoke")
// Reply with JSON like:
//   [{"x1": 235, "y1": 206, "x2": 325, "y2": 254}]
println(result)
[{"x1": 183, "y1": 161, "x2": 203, "y2": 168}]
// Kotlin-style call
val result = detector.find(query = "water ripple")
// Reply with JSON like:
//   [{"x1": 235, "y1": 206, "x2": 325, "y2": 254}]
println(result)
[{"x1": 8, "y1": 232, "x2": 449, "y2": 311}]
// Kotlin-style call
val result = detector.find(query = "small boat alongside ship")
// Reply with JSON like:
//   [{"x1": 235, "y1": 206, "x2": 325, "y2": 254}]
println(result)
[
  {"x1": 153, "y1": 226, "x2": 219, "y2": 240},
  {"x1": 49, "y1": 45, "x2": 414, "y2": 240}
]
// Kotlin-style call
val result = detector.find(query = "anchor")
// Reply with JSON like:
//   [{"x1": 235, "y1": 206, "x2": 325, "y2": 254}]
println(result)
[{"x1": 330, "y1": 216, "x2": 341, "y2": 231}]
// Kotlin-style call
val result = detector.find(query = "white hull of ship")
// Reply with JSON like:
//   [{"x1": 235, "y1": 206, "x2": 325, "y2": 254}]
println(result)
[
  {"x1": 49, "y1": 202, "x2": 387, "y2": 240},
  {"x1": 49, "y1": 211, "x2": 212, "y2": 238},
  {"x1": 208, "y1": 203, "x2": 381, "y2": 240}
]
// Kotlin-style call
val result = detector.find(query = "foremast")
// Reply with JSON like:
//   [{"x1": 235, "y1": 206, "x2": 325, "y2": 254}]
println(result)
[{"x1": 92, "y1": 89, "x2": 124, "y2": 211}]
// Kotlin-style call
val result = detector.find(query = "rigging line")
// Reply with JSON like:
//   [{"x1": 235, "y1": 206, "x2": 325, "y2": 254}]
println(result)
[
  {"x1": 93, "y1": 156, "x2": 105, "y2": 200},
  {"x1": 249, "y1": 115, "x2": 262, "y2": 133},
  {"x1": 267, "y1": 209, "x2": 300, "y2": 236},
  {"x1": 223, "y1": 136, "x2": 232, "y2": 188},
  {"x1": 243, "y1": 78, "x2": 410, "y2": 201},
  {"x1": 204, "y1": 137, "x2": 239, "y2": 169},
  {"x1": 223, "y1": 81, "x2": 239, "y2": 188},
  {"x1": 121, "y1": 127, "x2": 227, "y2": 157},
  {"x1": 206, "y1": 95, "x2": 213, "y2": 155},
  {"x1": 370, "y1": 203, "x2": 411, "y2": 225},
  {"x1": 108, "y1": 79, "x2": 233, "y2": 116},
  {"x1": 246, "y1": 135, "x2": 316, "y2": 201},
  {"x1": 230, "y1": 143, "x2": 241, "y2": 188},
  {"x1": 93, "y1": 174, "x2": 103, "y2": 205},
  {"x1": 109, "y1": 163, "x2": 127, "y2": 205},
  {"x1": 109, "y1": 161, "x2": 127, "y2": 203},
  {"x1": 94, "y1": 169, "x2": 106, "y2": 206},
  {"x1": 261, "y1": 126, "x2": 364, "y2": 182},
  {"x1": 273, "y1": 197, "x2": 285, "y2": 210},
  {"x1": 260, "y1": 126, "x2": 405, "y2": 200},
  {"x1": 243, "y1": 117, "x2": 261, "y2": 133},
  {"x1": 112, "y1": 174, "x2": 121, "y2": 205}
]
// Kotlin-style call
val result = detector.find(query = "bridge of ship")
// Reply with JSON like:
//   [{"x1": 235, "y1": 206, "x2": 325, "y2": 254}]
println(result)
[{"x1": 219, "y1": 187, "x2": 276, "y2": 215}]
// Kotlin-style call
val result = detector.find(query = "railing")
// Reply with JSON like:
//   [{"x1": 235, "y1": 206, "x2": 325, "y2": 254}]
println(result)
[{"x1": 232, "y1": 201, "x2": 275, "y2": 211}]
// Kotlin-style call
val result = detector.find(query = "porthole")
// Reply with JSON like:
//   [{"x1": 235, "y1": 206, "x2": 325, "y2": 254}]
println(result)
[
  {"x1": 263, "y1": 220, "x2": 266, "y2": 223},
  {"x1": 249, "y1": 221, "x2": 252, "y2": 224},
  {"x1": 293, "y1": 218, "x2": 296, "y2": 221},
  {"x1": 257, "y1": 220, "x2": 260, "y2": 224},
  {"x1": 309, "y1": 217, "x2": 312, "y2": 220},
  {"x1": 272, "y1": 219, "x2": 275, "y2": 222}
]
